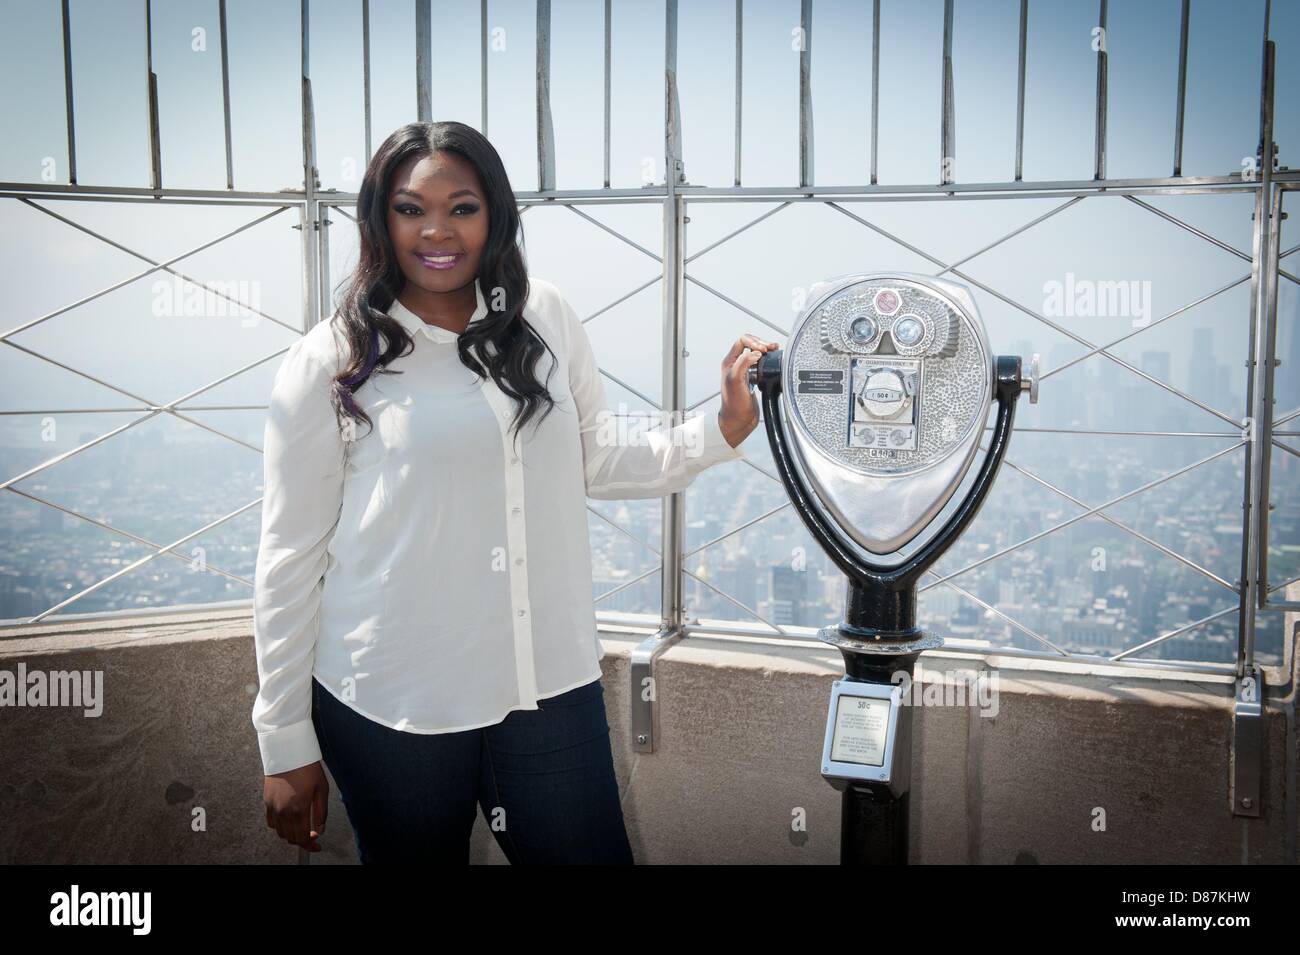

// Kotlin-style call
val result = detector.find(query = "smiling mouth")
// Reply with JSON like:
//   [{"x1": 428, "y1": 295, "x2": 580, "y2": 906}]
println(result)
[{"x1": 415, "y1": 252, "x2": 463, "y2": 269}]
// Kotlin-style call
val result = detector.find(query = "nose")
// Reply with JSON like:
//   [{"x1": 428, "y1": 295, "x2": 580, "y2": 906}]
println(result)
[{"x1": 420, "y1": 218, "x2": 457, "y2": 240}]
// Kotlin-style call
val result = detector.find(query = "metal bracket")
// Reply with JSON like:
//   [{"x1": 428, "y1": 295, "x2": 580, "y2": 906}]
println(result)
[
  {"x1": 1231, "y1": 665, "x2": 1263, "y2": 818},
  {"x1": 630, "y1": 626, "x2": 685, "y2": 753}
]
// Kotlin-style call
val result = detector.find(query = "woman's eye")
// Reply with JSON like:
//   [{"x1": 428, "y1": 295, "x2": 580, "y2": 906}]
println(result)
[{"x1": 394, "y1": 202, "x2": 476, "y2": 216}]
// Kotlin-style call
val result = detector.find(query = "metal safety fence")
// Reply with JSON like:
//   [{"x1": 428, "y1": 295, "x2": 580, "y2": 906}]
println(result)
[{"x1": 1, "y1": 0, "x2": 1295, "y2": 707}]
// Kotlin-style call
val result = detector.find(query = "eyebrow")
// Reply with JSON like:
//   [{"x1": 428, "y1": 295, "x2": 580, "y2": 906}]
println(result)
[{"x1": 391, "y1": 188, "x2": 481, "y2": 202}]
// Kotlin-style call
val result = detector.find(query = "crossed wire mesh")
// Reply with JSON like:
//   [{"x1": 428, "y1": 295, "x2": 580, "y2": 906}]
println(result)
[
  {"x1": 3, "y1": 183, "x2": 1295, "y2": 669},
  {"x1": 2, "y1": 199, "x2": 303, "y2": 622},
  {"x1": 672, "y1": 191, "x2": 1300, "y2": 661}
]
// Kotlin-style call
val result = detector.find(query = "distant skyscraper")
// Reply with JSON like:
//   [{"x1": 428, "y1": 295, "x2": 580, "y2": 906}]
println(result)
[
  {"x1": 1140, "y1": 350, "x2": 1171, "y2": 383},
  {"x1": 1188, "y1": 327, "x2": 1217, "y2": 412},
  {"x1": 770, "y1": 565, "x2": 808, "y2": 626},
  {"x1": 1140, "y1": 350, "x2": 1179, "y2": 437},
  {"x1": 715, "y1": 555, "x2": 758, "y2": 613}
]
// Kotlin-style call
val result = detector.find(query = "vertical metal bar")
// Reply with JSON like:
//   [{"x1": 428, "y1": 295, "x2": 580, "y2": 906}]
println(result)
[
  {"x1": 1173, "y1": 0, "x2": 1189, "y2": 176},
  {"x1": 1248, "y1": 0, "x2": 1277, "y2": 645},
  {"x1": 60, "y1": 0, "x2": 77, "y2": 184},
  {"x1": 1232, "y1": 14, "x2": 1275, "y2": 823},
  {"x1": 661, "y1": 0, "x2": 685, "y2": 633},
  {"x1": 734, "y1": 0, "x2": 742, "y2": 187},
  {"x1": 416, "y1": 0, "x2": 431, "y2": 123},
  {"x1": 799, "y1": 0, "x2": 813, "y2": 188},
  {"x1": 1093, "y1": 0, "x2": 1107, "y2": 180},
  {"x1": 219, "y1": 0, "x2": 234, "y2": 189},
  {"x1": 1256, "y1": 182, "x2": 1283, "y2": 615},
  {"x1": 1241, "y1": 36, "x2": 1277, "y2": 674},
  {"x1": 665, "y1": 0, "x2": 682, "y2": 187},
  {"x1": 298, "y1": 203, "x2": 314, "y2": 335},
  {"x1": 536, "y1": 0, "x2": 555, "y2": 192},
  {"x1": 318, "y1": 202, "x2": 333, "y2": 322},
  {"x1": 1239, "y1": 181, "x2": 1266, "y2": 671},
  {"x1": 300, "y1": 0, "x2": 320, "y2": 333},
  {"x1": 480, "y1": 0, "x2": 487, "y2": 135},
  {"x1": 1014, "y1": 0, "x2": 1027, "y2": 181},
  {"x1": 941, "y1": 0, "x2": 954, "y2": 185},
  {"x1": 363, "y1": 0, "x2": 372, "y2": 161},
  {"x1": 145, "y1": 0, "x2": 162, "y2": 191},
  {"x1": 605, "y1": 0, "x2": 612, "y2": 188},
  {"x1": 300, "y1": 0, "x2": 318, "y2": 195},
  {"x1": 870, "y1": 0, "x2": 880, "y2": 185}
]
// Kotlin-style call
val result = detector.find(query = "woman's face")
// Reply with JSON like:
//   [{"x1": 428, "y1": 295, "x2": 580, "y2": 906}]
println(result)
[{"x1": 385, "y1": 149, "x2": 489, "y2": 298}]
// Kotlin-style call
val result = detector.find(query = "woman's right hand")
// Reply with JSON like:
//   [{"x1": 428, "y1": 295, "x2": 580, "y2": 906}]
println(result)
[{"x1": 264, "y1": 762, "x2": 329, "y2": 852}]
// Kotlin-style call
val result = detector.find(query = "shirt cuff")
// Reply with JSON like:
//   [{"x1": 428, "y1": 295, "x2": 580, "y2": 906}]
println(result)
[
  {"x1": 258, "y1": 719, "x2": 323, "y2": 776},
  {"x1": 699, "y1": 409, "x2": 747, "y2": 463}
]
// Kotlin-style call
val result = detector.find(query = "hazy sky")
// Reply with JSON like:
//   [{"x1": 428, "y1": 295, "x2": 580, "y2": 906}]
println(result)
[{"x1": 1, "y1": 0, "x2": 1297, "y2": 449}]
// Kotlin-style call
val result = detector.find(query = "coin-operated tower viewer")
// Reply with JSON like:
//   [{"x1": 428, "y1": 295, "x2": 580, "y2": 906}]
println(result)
[{"x1": 748, "y1": 272, "x2": 1038, "y2": 865}]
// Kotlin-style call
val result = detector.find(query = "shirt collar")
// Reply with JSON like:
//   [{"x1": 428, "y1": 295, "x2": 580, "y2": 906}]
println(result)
[{"x1": 387, "y1": 278, "x2": 489, "y2": 344}]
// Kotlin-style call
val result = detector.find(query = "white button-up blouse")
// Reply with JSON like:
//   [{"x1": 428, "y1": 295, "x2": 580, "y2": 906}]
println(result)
[{"x1": 251, "y1": 276, "x2": 746, "y2": 775}]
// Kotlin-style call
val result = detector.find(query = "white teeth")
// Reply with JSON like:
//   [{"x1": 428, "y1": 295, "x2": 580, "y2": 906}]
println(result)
[{"x1": 421, "y1": 254, "x2": 458, "y2": 262}]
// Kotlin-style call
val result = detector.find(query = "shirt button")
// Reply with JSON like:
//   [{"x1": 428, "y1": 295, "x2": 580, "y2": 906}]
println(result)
[
  {"x1": 514, "y1": 557, "x2": 524, "y2": 566},
  {"x1": 512, "y1": 506, "x2": 521, "y2": 516},
  {"x1": 517, "y1": 608, "x2": 527, "y2": 617},
  {"x1": 510, "y1": 455, "x2": 520, "y2": 465}
]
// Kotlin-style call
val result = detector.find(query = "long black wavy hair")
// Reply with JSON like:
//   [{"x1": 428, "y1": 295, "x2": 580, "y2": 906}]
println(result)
[{"x1": 328, "y1": 121, "x2": 557, "y2": 449}]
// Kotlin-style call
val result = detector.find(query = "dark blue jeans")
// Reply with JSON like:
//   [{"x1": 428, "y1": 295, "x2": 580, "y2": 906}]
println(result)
[{"x1": 310, "y1": 676, "x2": 634, "y2": 864}]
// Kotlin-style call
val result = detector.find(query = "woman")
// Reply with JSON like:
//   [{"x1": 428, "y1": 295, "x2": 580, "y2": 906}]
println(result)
[{"x1": 252, "y1": 121, "x2": 774, "y2": 864}]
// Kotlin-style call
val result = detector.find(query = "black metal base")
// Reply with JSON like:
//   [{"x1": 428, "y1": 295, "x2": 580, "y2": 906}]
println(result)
[
  {"x1": 817, "y1": 624, "x2": 942, "y2": 680},
  {"x1": 818, "y1": 587, "x2": 936, "y2": 865},
  {"x1": 821, "y1": 577, "x2": 944, "y2": 679},
  {"x1": 842, "y1": 786, "x2": 910, "y2": 866}
]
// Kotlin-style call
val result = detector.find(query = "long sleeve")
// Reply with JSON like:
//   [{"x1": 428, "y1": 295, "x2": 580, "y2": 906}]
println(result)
[
  {"x1": 558, "y1": 287, "x2": 746, "y2": 501},
  {"x1": 251, "y1": 337, "x2": 346, "y2": 776}
]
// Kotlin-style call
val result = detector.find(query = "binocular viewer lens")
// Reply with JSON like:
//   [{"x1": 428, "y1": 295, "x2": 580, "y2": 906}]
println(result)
[{"x1": 759, "y1": 272, "x2": 1034, "y2": 556}]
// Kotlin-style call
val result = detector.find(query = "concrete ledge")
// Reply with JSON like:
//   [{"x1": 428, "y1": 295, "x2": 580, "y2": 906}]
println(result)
[{"x1": 0, "y1": 610, "x2": 1294, "y2": 864}]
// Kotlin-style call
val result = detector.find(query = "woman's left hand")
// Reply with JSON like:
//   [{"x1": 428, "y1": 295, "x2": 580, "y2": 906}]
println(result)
[{"x1": 718, "y1": 334, "x2": 779, "y2": 449}]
